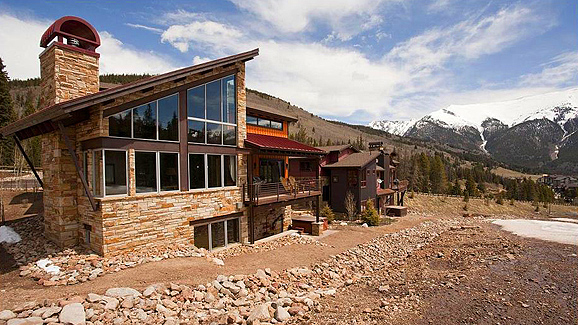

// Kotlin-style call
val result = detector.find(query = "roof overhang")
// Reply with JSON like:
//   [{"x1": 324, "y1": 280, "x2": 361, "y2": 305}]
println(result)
[
  {"x1": 246, "y1": 106, "x2": 298, "y2": 123},
  {"x1": 245, "y1": 133, "x2": 325, "y2": 157},
  {"x1": 1, "y1": 48, "x2": 259, "y2": 140}
]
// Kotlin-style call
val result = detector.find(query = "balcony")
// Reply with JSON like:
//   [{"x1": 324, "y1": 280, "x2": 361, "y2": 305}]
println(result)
[{"x1": 243, "y1": 177, "x2": 322, "y2": 206}]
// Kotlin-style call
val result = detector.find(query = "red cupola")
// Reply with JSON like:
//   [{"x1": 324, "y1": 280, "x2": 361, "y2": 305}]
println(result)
[{"x1": 40, "y1": 16, "x2": 100, "y2": 52}]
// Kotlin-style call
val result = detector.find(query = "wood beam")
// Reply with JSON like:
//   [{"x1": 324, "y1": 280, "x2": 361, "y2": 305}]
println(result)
[
  {"x1": 56, "y1": 122, "x2": 98, "y2": 212},
  {"x1": 13, "y1": 135, "x2": 44, "y2": 188}
]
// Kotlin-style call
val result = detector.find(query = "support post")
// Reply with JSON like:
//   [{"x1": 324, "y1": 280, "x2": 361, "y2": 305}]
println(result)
[
  {"x1": 315, "y1": 195, "x2": 320, "y2": 223},
  {"x1": 56, "y1": 122, "x2": 98, "y2": 212},
  {"x1": 13, "y1": 135, "x2": 44, "y2": 188}
]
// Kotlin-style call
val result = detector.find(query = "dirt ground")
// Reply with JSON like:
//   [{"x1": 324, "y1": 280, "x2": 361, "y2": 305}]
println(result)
[
  {"x1": 0, "y1": 214, "x2": 429, "y2": 310},
  {"x1": 303, "y1": 221, "x2": 578, "y2": 324}
]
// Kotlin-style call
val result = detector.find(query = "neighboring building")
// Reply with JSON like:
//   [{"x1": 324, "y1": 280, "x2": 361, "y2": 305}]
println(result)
[
  {"x1": 244, "y1": 96, "x2": 325, "y2": 241},
  {"x1": 0, "y1": 16, "x2": 324, "y2": 256}
]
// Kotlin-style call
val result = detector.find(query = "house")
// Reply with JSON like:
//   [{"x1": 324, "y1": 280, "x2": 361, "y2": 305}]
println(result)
[
  {"x1": 320, "y1": 144, "x2": 406, "y2": 216},
  {"x1": 243, "y1": 93, "x2": 325, "y2": 241},
  {"x1": 0, "y1": 16, "x2": 324, "y2": 256}
]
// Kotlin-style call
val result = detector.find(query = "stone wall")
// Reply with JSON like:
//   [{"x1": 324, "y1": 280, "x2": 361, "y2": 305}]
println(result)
[{"x1": 252, "y1": 206, "x2": 292, "y2": 241}]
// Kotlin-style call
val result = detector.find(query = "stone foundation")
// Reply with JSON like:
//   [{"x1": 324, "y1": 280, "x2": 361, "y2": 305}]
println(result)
[{"x1": 252, "y1": 205, "x2": 292, "y2": 241}]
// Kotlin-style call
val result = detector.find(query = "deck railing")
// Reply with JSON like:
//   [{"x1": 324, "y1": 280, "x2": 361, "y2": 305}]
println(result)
[{"x1": 243, "y1": 177, "x2": 322, "y2": 205}]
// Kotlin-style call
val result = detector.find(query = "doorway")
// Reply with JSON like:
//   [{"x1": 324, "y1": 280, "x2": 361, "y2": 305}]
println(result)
[{"x1": 259, "y1": 159, "x2": 285, "y2": 183}]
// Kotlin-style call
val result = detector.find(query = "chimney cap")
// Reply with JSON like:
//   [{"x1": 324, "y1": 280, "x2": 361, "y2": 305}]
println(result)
[{"x1": 40, "y1": 16, "x2": 100, "y2": 51}]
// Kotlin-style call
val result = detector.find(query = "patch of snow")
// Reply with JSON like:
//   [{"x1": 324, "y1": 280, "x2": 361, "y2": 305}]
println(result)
[
  {"x1": 493, "y1": 219, "x2": 578, "y2": 245},
  {"x1": 368, "y1": 119, "x2": 416, "y2": 136},
  {"x1": 36, "y1": 259, "x2": 61, "y2": 275},
  {"x1": 0, "y1": 225, "x2": 21, "y2": 244},
  {"x1": 479, "y1": 131, "x2": 488, "y2": 153}
]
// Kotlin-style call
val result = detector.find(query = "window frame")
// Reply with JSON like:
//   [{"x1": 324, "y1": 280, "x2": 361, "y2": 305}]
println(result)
[
  {"x1": 102, "y1": 149, "x2": 129, "y2": 197},
  {"x1": 247, "y1": 115, "x2": 283, "y2": 131},
  {"x1": 108, "y1": 93, "x2": 180, "y2": 143},
  {"x1": 188, "y1": 153, "x2": 238, "y2": 191},
  {"x1": 134, "y1": 150, "x2": 180, "y2": 195},
  {"x1": 193, "y1": 216, "x2": 241, "y2": 251},
  {"x1": 186, "y1": 74, "x2": 237, "y2": 147}
]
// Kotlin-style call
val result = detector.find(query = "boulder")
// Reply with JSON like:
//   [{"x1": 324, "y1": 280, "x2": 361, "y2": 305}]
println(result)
[
  {"x1": 59, "y1": 303, "x2": 85, "y2": 325},
  {"x1": 246, "y1": 304, "x2": 270, "y2": 324},
  {"x1": 274, "y1": 306, "x2": 291, "y2": 322},
  {"x1": 0, "y1": 310, "x2": 16, "y2": 320},
  {"x1": 105, "y1": 287, "x2": 141, "y2": 298},
  {"x1": 7, "y1": 317, "x2": 43, "y2": 325}
]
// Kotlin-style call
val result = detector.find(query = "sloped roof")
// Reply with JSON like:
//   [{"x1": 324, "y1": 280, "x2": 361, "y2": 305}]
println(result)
[
  {"x1": 1, "y1": 48, "x2": 259, "y2": 139},
  {"x1": 245, "y1": 133, "x2": 325, "y2": 155},
  {"x1": 323, "y1": 152, "x2": 380, "y2": 168},
  {"x1": 246, "y1": 92, "x2": 298, "y2": 122},
  {"x1": 316, "y1": 144, "x2": 358, "y2": 154}
]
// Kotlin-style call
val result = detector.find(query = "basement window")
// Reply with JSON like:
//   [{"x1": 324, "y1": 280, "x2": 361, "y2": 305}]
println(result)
[{"x1": 193, "y1": 217, "x2": 240, "y2": 251}]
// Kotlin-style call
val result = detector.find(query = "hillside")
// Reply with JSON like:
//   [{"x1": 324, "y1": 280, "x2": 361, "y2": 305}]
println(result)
[{"x1": 370, "y1": 88, "x2": 578, "y2": 174}]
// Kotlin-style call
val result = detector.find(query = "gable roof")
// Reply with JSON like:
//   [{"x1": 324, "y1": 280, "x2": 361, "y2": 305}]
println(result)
[
  {"x1": 316, "y1": 144, "x2": 358, "y2": 154},
  {"x1": 323, "y1": 152, "x2": 380, "y2": 169},
  {"x1": 1, "y1": 48, "x2": 259, "y2": 139}
]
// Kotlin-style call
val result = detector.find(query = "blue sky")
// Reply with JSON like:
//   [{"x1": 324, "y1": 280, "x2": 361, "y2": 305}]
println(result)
[{"x1": 0, "y1": 0, "x2": 576, "y2": 124}]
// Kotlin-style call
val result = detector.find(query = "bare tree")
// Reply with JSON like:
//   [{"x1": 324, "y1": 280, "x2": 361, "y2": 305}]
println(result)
[{"x1": 344, "y1": 190, "x2": 357, "y2": 220}]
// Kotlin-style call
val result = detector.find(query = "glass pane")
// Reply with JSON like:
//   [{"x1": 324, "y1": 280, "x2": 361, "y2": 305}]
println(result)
[
  {"x1": 208, "y1": 155, "x2": 222, "y2": 188},
  {"x1": 160, "y1": 152, "x2": 179, "y2": 191},
  {"x1": 133, "y1": 102, "x2": 157, "y2": 139},
  {"x1": 211, "y1": 221, "x2": 225, "y2": 249},
  {"x1": 222, "y1": 76, "x2": 235, "y2": 124},
  {"x1": 194, "y1": 224, "x2": 209, "y2": 250},
  {"x1": 158, "y1": 94, "x2": 179, "y2": 141},
  {"x1": 109, "y1": 110, "x2": 131, "y2": 137},
  {"x1": 104, "y1": 150, "x2": 127, "y2": 195},
  {"x1": 271, "y1": 121, "x2": 283, "y2": 130},
  {"x1": 189, "y1": 154, "x2": 205, "y2": 189},
  {"x1": 135, "y1": 152, "x2": 157, "y2": 193},
  {"x1": 223, "y1": 125, "x2": 236, "y2": 146},
  {"x1": 206, "y1": 80, "x2": 221, "y2": 121},
  {"x1": 258, "y1": 118, "x2": 271, "y2": 128},
  {"x1": 188, "y1": 120, "x2": 205, "y2": 143},
  {"x1": 187, "y1": 86, "x2": 205, "y2": 119},
  {"x1": 93, "y1": 150, "x2": 103, "y2": 196},
  {"x1": 224, "y1": 155, "x2": 236, "y2": 187},
  {"x1": 247, "y1": 115, "x2": 257, "y2": 125},
  {"x1": 207, "y1": 123, "x2": 222, "y2": 145},
  {"x1": 227, "y1": 219, "x2": 239, "y2": 244}
]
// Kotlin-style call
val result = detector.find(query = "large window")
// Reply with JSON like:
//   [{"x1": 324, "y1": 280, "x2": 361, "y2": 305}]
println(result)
[
  {"x1": 108, "y1": 94, "x2": 179, "y2": 142},
  {"x1": 134, "y1": 151, "x2": 179, "y2": 194},
  {"x1": 187, "y1": 75, "x2": 236, "y2": 146},
  {"x1": 193, "y1": 217, "x2": 240, "y2": 251},
  {"x1": 189, "y1": 154, "x2": 237, "y2": 190},
  {"x1": 160, "y1": 152, "x2": 179, "y2": 191},
  {"x1": 135, "y1": 151, "x2": 157, "y2": 193},
  {"x1": 247, "y1": 115, "x2": 283, "y2": 130},
  {"x1": 104, "y1": 150, "x2": 127, "y2": 196}
]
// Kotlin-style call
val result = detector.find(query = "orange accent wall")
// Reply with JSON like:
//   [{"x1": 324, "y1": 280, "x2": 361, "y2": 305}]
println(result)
[{"x1": 247, "y1": 121, "x2": 289, "y2": 138}]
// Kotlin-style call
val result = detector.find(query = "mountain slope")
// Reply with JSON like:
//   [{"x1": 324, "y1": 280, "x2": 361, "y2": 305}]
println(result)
[{"x1": 370, "y1": 88, "x2": 578, "y2": 173}]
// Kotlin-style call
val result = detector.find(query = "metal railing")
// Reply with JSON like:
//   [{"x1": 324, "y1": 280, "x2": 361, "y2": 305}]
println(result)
[{"x1": 243, "y1": 177, "x2": 322, "y2": 205}]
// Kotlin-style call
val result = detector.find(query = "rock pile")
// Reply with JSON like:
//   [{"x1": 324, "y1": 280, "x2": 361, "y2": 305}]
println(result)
[{"x1": 1, "y1": 219, "x2": 460, "y2": 324}]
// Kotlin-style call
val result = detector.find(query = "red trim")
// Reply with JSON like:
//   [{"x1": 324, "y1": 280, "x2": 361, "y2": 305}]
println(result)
[
  {"x1": 245, "y1": 133, "x2": 324, "y2": 154},
  {"x1": 40, "y1": 16, "x2": 100, "y2": 49},
  {"x1": 40, "y1": 42, "x2": 100, "y2": 58}
]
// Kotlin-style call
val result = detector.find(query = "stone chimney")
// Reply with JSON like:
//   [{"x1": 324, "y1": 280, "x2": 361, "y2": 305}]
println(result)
[{"x1": 39, "y1": 16, "x2": 101, "y2": 248}]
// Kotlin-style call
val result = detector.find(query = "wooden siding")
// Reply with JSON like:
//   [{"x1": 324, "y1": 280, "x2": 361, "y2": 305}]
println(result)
[
  {"x1": 252, "y1": 154, "x2": 289, "y2": 179},
  {"x1": 247, "y1": 121, "x2": 288, "y2": 138}
]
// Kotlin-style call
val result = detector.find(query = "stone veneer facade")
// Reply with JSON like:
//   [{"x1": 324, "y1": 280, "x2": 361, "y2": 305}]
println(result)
[
  {"x1": 39, "y1": 41, "x2": 252, "y2": 256},
  {"x1": 40, "y1": 43, "x2": 100, "y2": 248}
]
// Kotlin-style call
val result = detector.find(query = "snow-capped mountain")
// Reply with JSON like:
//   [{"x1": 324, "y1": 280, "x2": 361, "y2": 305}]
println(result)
[{"x1": 370, "y1": 87, "x2": 578, "y2": 173}]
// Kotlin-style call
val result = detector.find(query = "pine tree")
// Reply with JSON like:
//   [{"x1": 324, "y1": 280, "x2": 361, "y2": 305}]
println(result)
[
  {"x1": 465, "y1": 172, "x2": 476, "y2": 197},
  {"x1": 0, "y1": 57, "x2": 16, "y2": 166}
]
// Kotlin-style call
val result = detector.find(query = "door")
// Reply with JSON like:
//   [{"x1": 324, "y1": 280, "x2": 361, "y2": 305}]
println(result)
[{"x1": 259, "y1": 159, "x2": 285, "y2": 183}]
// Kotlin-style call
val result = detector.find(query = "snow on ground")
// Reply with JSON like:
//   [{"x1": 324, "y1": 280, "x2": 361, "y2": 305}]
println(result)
[
  {"x1": 493, "y1": 219, "x2": 578, "y2": 246},
  {"x1": 0, "y1": 225, "x2": 21, "y2": 244},
  {"x1": 36, "y1": 259, "x2": 61, "y2": 275}
]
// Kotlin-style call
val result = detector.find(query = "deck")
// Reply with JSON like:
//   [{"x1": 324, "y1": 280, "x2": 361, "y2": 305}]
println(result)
[{"x1": 243, "y1": 178, "x2": 322, "y2": 206}]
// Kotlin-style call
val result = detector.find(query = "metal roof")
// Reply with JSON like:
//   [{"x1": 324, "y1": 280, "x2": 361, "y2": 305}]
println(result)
[
  {"x1": 245, "y1": 133, "x2": 325, "y2": 155},
  {"x1": 323, "y1": 152, "x2": 381, "y2": 168},
  {"x1": 316, "y1": 144, "x2": 358, "y2": 154},
  {"x1": 1, "y1": 48, "x2": 259, "y2": 139}
]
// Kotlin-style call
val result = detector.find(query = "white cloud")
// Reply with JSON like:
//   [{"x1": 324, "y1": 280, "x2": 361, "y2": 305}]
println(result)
[
  {"x1": 519, "y1": 51, "x2": 578, "y2": 88},
  {"x1": 0, "y1": 13, "x2": 179, "y2": 79},
  {"x1": 0, "y1": 13, "x2": 47, "y2": 79},
  {"x1": 125, "y1": 23, "x2": 163, "y2": 34},
  {"x1": 229, "y1": 0, "x2": 394, "y2": 40},
  {"x1": 387, "y1": 5, "x2": 548, "y2": 73},
  {"x1": 161, "y1": 21, "x2": 243, "y2": 53}
]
